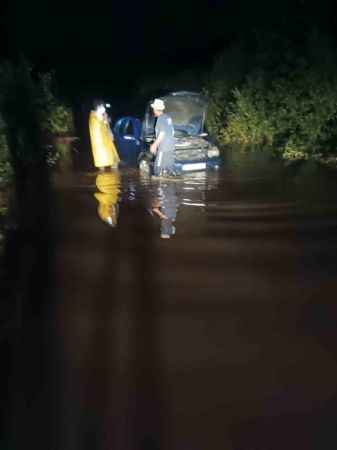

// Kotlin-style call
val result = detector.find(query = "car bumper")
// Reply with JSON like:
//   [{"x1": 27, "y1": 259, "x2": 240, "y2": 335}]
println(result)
[{"x1": 174, "y1": 157, "x2": 221, "y2": 173}]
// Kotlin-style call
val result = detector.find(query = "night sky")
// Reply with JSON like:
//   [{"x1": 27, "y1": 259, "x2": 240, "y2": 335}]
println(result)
[
  {"x1": 1, "y1": 0, "x2": 227, "y2": 97},
  {"x1": 1, "y1": 0, "x2": 336, "y2": 102}
]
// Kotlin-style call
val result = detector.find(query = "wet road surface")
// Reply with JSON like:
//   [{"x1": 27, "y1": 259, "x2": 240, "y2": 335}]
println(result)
[{"x1": 2, "y1": 154, "x2": 337, "y2": 450}]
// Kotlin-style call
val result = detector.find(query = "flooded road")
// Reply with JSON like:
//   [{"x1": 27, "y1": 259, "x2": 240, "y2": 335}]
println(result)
[{"x1": 2, "y1": 152, "x2": 337, "y2": 450}]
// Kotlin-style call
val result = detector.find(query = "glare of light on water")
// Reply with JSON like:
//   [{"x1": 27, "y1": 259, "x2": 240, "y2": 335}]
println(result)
[{"x1": 182, "y1": 202, "x2": 206, "y2": 207}]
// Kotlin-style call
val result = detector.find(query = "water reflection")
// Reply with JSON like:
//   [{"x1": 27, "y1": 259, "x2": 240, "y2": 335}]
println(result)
[
  {"x1": 149, "y1": 181, "x2": 179, "y2": 239},
  {"x1": 145, "y1": 172, "x2": 222, "y2": 238},
  {"x1": 91, "y1": 169, "x2": 221, "y2": 237},
  {"x1": 94, "y1": 171, "x2": 121, "y2": 226}
]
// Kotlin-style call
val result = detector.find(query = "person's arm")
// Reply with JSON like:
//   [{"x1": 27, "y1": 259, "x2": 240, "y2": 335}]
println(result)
[
  {"x1": 90, "y1": 115, "x2": 102, "y2": 147},
  {"x1": 150, "y1": 131, "x2": 165, "y2": 154},
  {"x1": 104, "y1": 114, "x2": 114, "y2": 140},
  {"x1": 109, "y1": 126, "x2": 114, "y2": 141},
  {"x1": 152, "y1": 207, "x2": 168, "y2": 220}
]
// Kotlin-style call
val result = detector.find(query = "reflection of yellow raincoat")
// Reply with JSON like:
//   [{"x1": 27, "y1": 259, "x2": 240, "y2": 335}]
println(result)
[
  {"x1": 94, "y1": 172, "x2": 121, "y2": 226},
  {"x1": 89, "y1": 111, "x2": 120, "y2": 168}
]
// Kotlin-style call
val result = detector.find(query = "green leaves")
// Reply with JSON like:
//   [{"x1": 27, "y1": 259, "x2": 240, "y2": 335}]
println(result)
[
  {"x1": 38, "y1": 72, "x2": 74, "y2": 136},
  {"x1": 205, "y1": 29, "x2": 337, "y2": 162},
  {"x1": 0, "y1": 115, "x2": 13, "y2": 184},
  {"x1": 40, "y1": 103, "x2": 74, "y2": 136},
  {"x1": 0, "y1": 60, "x2": 75, "y2": 178}
]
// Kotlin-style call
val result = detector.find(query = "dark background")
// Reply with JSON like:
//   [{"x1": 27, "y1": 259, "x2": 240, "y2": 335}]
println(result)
[
  {"x1": 2, "y1": 3, "x2": 337, "y2": 450},
  {"x1": 1, "y1": 0, "x2": 336, "y2": 103}
]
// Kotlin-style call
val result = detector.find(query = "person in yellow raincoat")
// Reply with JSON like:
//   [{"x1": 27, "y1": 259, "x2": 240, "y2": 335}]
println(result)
[
  {"x1": 89, "y1": 100, "x2": 120, "y2": 170},
  {"x1": 94, "y1": 171, "x2": 121, "y2": 226}
]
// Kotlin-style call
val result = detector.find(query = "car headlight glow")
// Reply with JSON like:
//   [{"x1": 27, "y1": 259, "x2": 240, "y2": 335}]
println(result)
[{"x1": 207, "y1": 147, "x2": 220, "y2": 158}]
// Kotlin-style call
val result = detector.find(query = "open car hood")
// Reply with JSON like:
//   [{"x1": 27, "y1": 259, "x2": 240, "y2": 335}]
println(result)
[{"x1": 143, "y1": 91, "x2": 208, "y2": 138}]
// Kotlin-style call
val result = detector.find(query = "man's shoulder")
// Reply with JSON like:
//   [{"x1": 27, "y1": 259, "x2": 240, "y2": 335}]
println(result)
[
  {"x1": 162, "y1": 114, "x2": 173, "y2": 124},
  {"x1": 157, "y1": 114, "x2": 168, "y2": 125}
]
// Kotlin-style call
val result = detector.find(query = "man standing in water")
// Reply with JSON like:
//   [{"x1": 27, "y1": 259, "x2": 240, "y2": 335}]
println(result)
[{"x1": 150, "y1": 99, "x2": 176, "y2": 177}]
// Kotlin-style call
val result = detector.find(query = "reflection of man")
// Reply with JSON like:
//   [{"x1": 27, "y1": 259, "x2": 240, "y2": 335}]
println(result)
[
  {"x1": 94, "y1": 171, "x2": 121, "y2": 226},
  {"x1": 149, "y1": 181, "x2": 178, "y2": 239},
  {"x1": 150, "y1": 99, "x2": 176, "y2": 177},
  {"x1": 89, "y1": 100, "x2": 120, "y2": 171}
]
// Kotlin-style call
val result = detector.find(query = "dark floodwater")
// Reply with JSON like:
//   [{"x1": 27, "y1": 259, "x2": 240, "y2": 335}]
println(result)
[{"x1": 1, "y1": 150, "x2": 337, "y2": 450}]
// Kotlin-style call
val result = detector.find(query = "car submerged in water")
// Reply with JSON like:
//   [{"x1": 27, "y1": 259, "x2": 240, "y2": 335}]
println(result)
[{"x1": 138, "y1": 91, "x2": 221, "y2": 175}]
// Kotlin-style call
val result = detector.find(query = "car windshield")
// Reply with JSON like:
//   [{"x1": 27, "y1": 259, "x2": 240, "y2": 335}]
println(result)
[{"x1": 143, "y1": 92, "x2": 207, "y2": 138}]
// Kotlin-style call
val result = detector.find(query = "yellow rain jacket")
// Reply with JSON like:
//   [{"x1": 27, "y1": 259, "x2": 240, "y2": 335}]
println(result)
[
  {"x1": 89, "y1": 111, "x2": 120, "y2": 168},
  {"x1": 94, "y1": 172, "x2": 121, "y2": 226}
]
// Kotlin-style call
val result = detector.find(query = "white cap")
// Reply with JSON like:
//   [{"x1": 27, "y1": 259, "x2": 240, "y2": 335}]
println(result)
[{"x1": 151, "y1": 99, "x2": 165, "y2": 111}]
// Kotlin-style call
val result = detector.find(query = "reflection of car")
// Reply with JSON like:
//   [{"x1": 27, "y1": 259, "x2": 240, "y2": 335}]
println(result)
[
  {"x1": 113, "y1": 116, "x2": 142, "y2": 165},
  {"x1": 139, "y1": 91, "x2": 221, "y2": 175}
]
